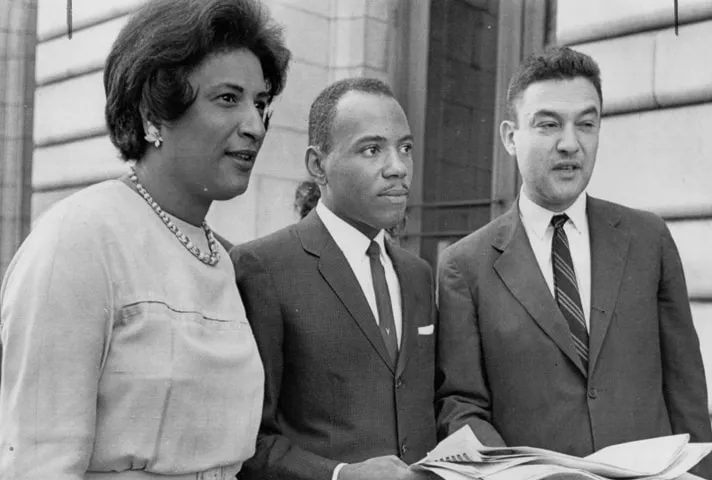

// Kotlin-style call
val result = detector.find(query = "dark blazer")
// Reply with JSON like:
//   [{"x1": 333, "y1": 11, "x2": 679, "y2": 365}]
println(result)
[
  {"x1": 435, "y1": 196, "x2": 712, "y2": 478},
  {"x1": 232, "y1": 211, "x2": 437, "y2": 480}
]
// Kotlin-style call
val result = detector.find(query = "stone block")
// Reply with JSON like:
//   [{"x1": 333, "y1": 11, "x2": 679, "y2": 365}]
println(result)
[
  {"x1": 557, "y1": 0, "x2": 712, "y2": 45},
  {"x1": 573, "y1": 34, "x2": 656, "y2": 114},
  {"x1": 271, "y1": 2, "x2": 330, "y2": 66},
  {"x1": 253, "y1": 126, "x2": 309, "y2": 181},
  {"x1": 654, "y1": 20, "x2": 712, "y2": 107},
  {"x1": 36, "y1": 16, "x2": 127, "y2": 85},
  {"x1": 330, "y1": 17, "x2": 366, "y2": 68},
  {"x1": 34, "y1": 71, "x2": 106, "y2": 146},
  {"x1": 588, "y1": 103, "x2": 712, "y2": 215},
  {"x1": 32, "y1": 135, "x2": 125, "y2": 191},
  {"x1": 669, "y1": 220, "x2": 712, "y2": 300},
  {"x1": 38, "y1": 0, "x2": 143, "y2": 41}
]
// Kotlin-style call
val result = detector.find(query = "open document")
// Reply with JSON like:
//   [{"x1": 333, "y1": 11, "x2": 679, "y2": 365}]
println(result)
[{"x1": 411, "y1": 426, "x2": 712, "y2": 480}]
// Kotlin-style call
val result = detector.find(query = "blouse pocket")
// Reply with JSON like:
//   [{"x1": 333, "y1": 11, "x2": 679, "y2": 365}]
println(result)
[{"x1": 93, "y1": 301, "x2": 261, "y2": 470}]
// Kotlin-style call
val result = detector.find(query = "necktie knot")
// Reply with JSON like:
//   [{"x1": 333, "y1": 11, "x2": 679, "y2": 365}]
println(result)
[
  {"x1": 551, "y1": 214, "x2": 569, "y2": 230},
  {"x1": 366, "y1": 241, "x2": 381, "y2": 260}
]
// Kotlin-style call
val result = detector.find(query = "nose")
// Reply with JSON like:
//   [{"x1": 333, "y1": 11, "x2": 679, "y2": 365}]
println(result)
[
  {"x1": 238, "y1": 103, "x2": 266, "y2": 143},
  {"x1": 557, "y1": 124, "x2": 580, "y2": 155},
  {"x1": 383, "y1": 147, "x2": 409, "y2": 179}
]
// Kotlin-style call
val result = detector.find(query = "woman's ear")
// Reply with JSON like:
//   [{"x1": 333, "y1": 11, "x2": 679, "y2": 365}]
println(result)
[
  {"x1": 138, "y1": 101, "x2": 160, "y2": 132},
  {"x1": 305, "y1": 146, "x2": 327, "y2": 186}
]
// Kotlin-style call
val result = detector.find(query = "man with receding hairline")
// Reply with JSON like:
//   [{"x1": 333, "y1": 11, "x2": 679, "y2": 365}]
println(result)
[
  {"x1": 232, "y1": 77, "x2": 437, "y2": 480},
  {"x1": 435, "y1": 46, "x2": 712, "y2": 478}
]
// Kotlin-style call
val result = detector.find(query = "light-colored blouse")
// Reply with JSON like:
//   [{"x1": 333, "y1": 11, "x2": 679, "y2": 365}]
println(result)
[{"x1": 0, "y1": 180, "x2": 264, "y2": 479}]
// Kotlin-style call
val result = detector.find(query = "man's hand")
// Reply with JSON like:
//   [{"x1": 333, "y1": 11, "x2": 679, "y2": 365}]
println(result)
[{"x1": 338, "y1": 455, "x2": 438, "y2": 480}]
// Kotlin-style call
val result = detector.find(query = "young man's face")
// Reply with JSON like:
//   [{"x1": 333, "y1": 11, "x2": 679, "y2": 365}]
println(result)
[
  {"x1": 501, "y1": 77, "x2": 601, "y2": 212},
  {"x1": 318, "y1": 92, "x2": 414, "y2": 238}
]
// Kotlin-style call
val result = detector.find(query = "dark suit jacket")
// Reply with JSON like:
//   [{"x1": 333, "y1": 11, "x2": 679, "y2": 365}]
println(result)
[
  {"x1": 435, "y1": 196, "x2": 712, "y2": 478},
  {"x1": 232, "y1": 211, "x2": 437, "y2": 480}
]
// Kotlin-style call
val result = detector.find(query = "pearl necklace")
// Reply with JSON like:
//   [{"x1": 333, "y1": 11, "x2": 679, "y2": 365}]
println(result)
[{"x1": 128, "y1": 166, "x2": 220, "y2": 266}]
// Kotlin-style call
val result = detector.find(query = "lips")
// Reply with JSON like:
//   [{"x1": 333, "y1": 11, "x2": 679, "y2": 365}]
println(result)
[
  {"x1": 380, "y1": 187, "x2": 409, "y2": 197},
  {"x1": 226, "y1": 150, "x2": 257, "y2": 171},
  {"x1": 553, "y1": 163, "x2": 580, "y2": 171},
  {"x1": 379, "y1": 187, "x2": 409, "y2": 205}
]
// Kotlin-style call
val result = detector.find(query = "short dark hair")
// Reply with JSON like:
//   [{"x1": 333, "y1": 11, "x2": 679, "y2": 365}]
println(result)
[
  {"x1": 104, "y1": 0, "x2": 291, "y2": 161},
  {"x1": 308, "y1": 77, "x2": 395, "y2": 153},
  {"x1": 506, "y1": 46, "x2": 602, "y2": 122}
]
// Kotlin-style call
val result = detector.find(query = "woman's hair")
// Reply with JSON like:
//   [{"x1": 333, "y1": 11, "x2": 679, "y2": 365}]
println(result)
[{"x1": 104, "y1": 0, "x2": 291, "y2": 161}]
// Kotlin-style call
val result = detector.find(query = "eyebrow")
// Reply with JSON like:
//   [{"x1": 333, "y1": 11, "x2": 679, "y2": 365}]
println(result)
[
  {"x1": 531, "y1": 106, "x2": 600, "y2": 122},
  {"x1": 355, "y1": 135, "x2": 387, "y2": 144},
  {"x1": 577, "y1": 106, "x2": 600, "y2": 117},
  {"x1": 211, "y1": 82, "x2": 270, "y2": 99},
  {"x1": 355, "y1": 134, "x2": 414, "y2": 145}
]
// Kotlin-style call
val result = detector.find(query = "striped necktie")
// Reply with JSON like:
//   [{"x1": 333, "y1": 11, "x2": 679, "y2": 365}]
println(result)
[{"x1": 551, "y1": 214, "x2": 588, "y2": 373}]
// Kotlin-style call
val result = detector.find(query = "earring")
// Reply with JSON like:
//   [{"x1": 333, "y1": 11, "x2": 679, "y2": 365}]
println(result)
[{"x1": 144, "y1": 123, "x2": 163, "y2": 148}]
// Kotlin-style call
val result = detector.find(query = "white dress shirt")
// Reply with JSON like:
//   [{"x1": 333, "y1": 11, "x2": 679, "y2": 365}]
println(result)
[
  {"x1": 518, "y1": 189, "x2": 592, "y2": 330},
  {"x1": 315, "y1": 200, "x2": 403, "y2": 344}
]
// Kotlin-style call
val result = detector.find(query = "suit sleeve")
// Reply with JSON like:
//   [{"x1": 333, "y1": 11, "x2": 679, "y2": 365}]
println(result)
[
  {"x1": 231, "y1": 247, "x2": 340, "y2": 480},
  {"x1": 434, "y1": 251, "x2": 506, "y2": 447},
  {"x1": 657, "y1": 224, "x2": 712, "y2": 478}
]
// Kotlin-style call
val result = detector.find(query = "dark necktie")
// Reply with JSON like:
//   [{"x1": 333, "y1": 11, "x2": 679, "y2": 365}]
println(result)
[
  {"x1": 366, "y1": 241, "x2": 399, "y2": 365},
  {"x1": 551, "y1": 214, "x2": 589, "y2": 373}
]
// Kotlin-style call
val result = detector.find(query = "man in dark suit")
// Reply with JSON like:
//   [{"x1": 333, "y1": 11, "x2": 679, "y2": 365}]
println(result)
[
  {"x1": 435, "y1": 46, "x2": 712, "y2": 478},
  {"x1": 232, "y1": 78, "x2": 436, "y2": 480}
]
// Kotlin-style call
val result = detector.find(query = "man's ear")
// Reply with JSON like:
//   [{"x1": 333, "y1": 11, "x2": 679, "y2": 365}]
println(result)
[
  {"x1": 499, "y1": 120, "x2": 517, "y2": 156},
  {"x1": 305, "y1": 146, "x2": 327, "y2": 186}
]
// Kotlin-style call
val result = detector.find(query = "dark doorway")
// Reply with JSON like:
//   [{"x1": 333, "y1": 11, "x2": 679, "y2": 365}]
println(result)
[{"x1": 417, "y1": 0, "x2": 499, "y2": 267}]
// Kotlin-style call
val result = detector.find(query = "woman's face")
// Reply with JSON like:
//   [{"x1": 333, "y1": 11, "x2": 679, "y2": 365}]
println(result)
[{"x1": 159, "y1": 48, "x2": 270, "y2": 202}]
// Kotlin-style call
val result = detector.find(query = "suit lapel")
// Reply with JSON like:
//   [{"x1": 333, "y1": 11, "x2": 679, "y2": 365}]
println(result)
[
  {"x1": 493, "y1": 204, "x2": 587, "y2": 377},
  {"x1": 586, "y1": 197, "x2": 629, "y2": 373},
  {"x1": 297, "y1": 212, "x2": 395, "y2": 373},
  {"x1": 387, "y1": 243, "x2": 419, "y2": 378}
]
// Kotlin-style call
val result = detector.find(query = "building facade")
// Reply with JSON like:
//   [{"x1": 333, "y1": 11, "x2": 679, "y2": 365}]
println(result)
[{"x1": 2, "y1": 0, "x2": 711, "y2": 408}]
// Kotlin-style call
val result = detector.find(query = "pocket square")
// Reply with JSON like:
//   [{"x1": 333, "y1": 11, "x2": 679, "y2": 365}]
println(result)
[{"x1": 418, "y1": 324, "x2": 434, "y2": 335}]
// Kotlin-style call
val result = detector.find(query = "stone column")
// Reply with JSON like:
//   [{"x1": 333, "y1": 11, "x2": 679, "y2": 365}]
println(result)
[{"x1": 0, "y1": 0, "x2": 37, "y2": 279}]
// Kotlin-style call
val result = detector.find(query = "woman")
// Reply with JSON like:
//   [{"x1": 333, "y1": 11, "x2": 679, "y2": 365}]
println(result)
[{"x1": 0, "y1": 0, "x2": 290, "y2": 477}]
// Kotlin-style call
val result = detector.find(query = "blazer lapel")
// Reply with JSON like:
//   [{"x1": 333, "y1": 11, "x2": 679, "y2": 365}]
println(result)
[
  {"x1": 586, "y1": 197, "x2": 630, "y2": 374},
  {"x1": 297, "y1": 212, "x2": 395, "y2": 373},
  {"x1": 387, "y1": 243, "x2": 419, "y2": 378},
  {"x1": 493, "y1": 204, "x2": 587, "y2": 377}
]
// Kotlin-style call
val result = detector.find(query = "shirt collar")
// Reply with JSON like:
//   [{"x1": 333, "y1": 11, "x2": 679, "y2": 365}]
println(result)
[
  {"x1": 315, "y1": 200, "x2": 387, "y2": 262},
  {"x1": 518, "y1": 188, "x2": 588, "y2": 240}
]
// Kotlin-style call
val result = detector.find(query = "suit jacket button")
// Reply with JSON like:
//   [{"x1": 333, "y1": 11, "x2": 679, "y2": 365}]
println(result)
[
  {"x1": 396, "y1": 378, "x2": 403, "y2": 388},
  {"x1": 588, "y1": 388, "x2": 598, "y2": 399},
  {"x1": 401, "y1": 444, "x2": 408, "y2": 455}
]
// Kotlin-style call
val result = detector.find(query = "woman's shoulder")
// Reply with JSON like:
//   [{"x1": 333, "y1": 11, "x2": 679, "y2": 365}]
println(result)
[
  {"x1": 37, "y1": 180, "x2": 134, "y2": 226},
  {"x1": 23, "y1": 180, "x2": 138, "y2": 252}
]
